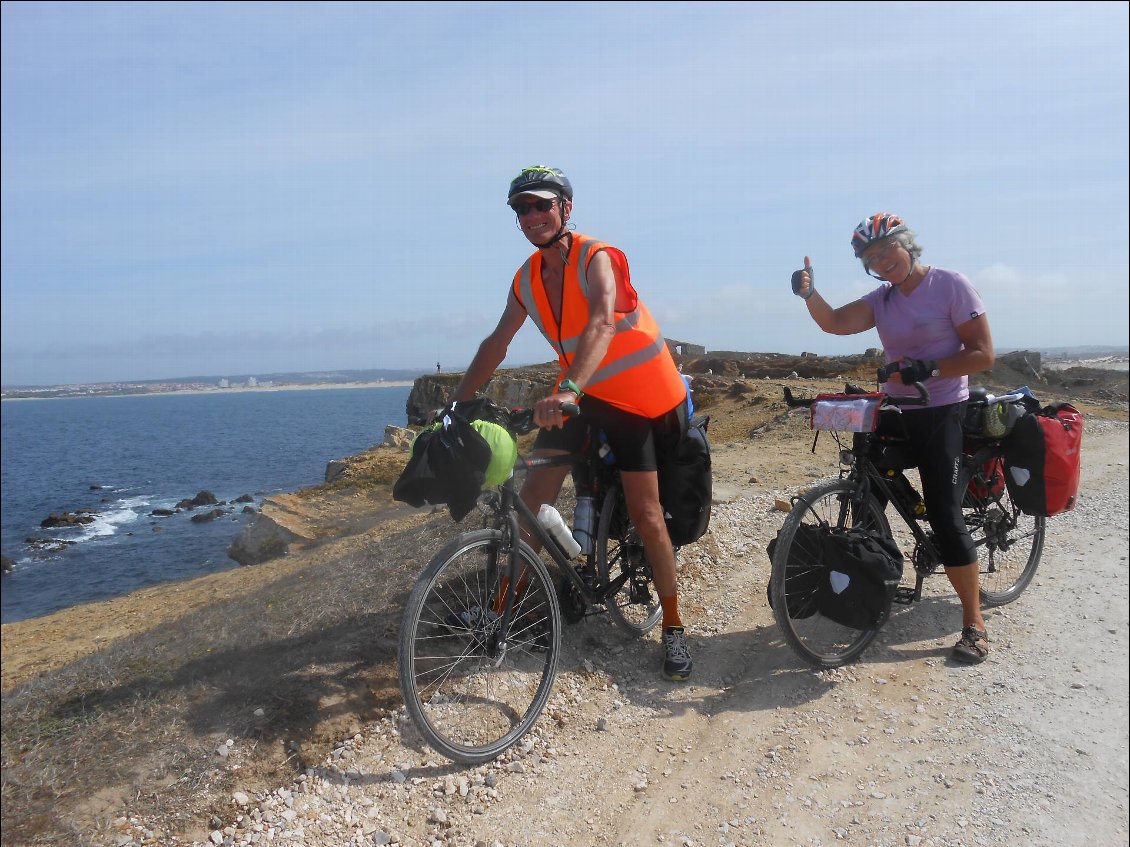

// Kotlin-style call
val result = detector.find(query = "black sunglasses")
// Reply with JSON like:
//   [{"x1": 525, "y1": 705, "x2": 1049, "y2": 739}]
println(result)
[{"x1": 511, "y1": 198, "x2": 556, "y2": 216}]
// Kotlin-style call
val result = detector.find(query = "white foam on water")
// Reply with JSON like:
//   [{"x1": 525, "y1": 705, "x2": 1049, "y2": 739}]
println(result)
[{"x1": 77, "y1": 495, "x2": 151, "y2": 540}]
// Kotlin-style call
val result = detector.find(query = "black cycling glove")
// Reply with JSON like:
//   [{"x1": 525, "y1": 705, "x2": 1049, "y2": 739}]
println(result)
[
  {"x1": 898, "y1": 358, "x2": 938, "y2": 384},
  {"x1": 790, "y1": 266, "x2": 814, "y2": 300}
]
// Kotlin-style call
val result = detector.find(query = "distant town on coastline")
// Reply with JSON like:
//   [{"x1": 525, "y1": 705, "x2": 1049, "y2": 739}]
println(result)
[
  {"x1": 1, "y1": 345, "x2": 1126, "y2": 400},
  {"x1": 0, "y1": 368, "x2": 428, "y2": 400}
]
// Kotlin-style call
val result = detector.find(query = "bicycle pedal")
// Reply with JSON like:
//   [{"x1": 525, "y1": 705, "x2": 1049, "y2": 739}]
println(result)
[
  {"x1": 892, "y1": 586, "x2": 917, "y2": 605},
  {"x1": 557, "y1": 579, "x2": 588, "y2": 625}
]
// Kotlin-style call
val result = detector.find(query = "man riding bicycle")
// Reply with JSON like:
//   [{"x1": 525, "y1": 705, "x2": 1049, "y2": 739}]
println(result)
[{"x1": 448, "y1": 166, "x2": 694, "y2": 681}]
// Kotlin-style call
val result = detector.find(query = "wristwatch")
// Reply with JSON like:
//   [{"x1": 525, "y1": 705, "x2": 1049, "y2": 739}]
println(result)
[{"x1": 559, "y1": 378, "x2": 584, "y2": 398}]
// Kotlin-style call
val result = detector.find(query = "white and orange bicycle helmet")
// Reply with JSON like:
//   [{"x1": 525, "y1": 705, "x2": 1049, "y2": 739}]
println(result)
[{"x1": 851, "y1": 213, "x2": 907, "y2": 257}]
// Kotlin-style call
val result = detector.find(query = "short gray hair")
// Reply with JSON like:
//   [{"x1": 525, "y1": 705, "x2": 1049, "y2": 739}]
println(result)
[{"x1": 888, "y1": 229, "x2": 923, "y2": 260}]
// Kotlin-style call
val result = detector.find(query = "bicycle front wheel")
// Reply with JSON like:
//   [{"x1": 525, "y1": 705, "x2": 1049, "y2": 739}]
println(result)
[
  {"x1": 596, "y1": 482, "x2": 662, "y2": 637},
  {"x1": 959, "y1": 462, "x2": 1045, "y2": 606},
  {"x1": 397, "y1": 529, "x2": 561, "y2": 764},
  {"x1": 769, "y1": 479, "x2": 890, "y2": 668}
]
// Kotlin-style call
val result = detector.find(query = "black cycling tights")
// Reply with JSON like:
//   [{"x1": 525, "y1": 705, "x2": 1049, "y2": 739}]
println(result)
[{"x1": 900, "y1": 401, "x2": 977, "y2": 567}]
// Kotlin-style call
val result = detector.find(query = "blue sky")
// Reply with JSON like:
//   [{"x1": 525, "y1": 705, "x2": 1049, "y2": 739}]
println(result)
[{"x1": 2, "y1": 1, "x2": 1127, "y2": 386}]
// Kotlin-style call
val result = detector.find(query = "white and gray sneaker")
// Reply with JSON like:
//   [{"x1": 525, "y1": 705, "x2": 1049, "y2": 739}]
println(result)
[{"x1": 662, "y1": 626, "x2": 693, "y2": 681}]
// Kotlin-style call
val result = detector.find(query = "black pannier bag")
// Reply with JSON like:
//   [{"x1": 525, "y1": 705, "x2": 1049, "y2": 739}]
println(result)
[
  {"x1": 766, "y1": 523, "x2": 825, "y2": 619},
  {"x1": 815, "y1": 527, "x2": 904, "y2": 630},
  {"x1": 658, "y1": 414, "x2": 712, "y2": 546},
  {"x1": 392, "y1": 398, "x2": 514, "y2": 522}
]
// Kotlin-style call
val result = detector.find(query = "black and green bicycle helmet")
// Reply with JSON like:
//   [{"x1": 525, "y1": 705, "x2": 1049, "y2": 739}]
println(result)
[{"x1": 507, "y1": 166, "x2": 573, "y2": 204}]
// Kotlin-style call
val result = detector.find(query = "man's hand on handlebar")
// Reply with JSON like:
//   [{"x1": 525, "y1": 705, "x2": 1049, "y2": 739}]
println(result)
[{"x1": 533, "y1": 393, "x2": 579, "y2": 429}]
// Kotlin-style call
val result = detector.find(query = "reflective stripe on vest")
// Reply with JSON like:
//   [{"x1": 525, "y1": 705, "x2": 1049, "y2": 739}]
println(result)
[{"x1": 512, "y1": 233, "x2": 685, "y2": 417}]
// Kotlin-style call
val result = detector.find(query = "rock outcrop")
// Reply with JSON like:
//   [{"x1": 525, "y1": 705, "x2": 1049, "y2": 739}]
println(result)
[
  {"x1": 226, "y1": 497, "x2": 313, "y2": 566},
  {"x1": 405, "y1": 365, "x2": 559, "y2": 424}
]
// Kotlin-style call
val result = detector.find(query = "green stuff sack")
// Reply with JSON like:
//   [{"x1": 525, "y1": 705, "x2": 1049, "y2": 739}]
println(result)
[
  {"x1": 393, "y1": 397, "x2": 517, "y2": 521},
  {"x1": 470, "y1": 419, "x2": 517, "y2": 488}
]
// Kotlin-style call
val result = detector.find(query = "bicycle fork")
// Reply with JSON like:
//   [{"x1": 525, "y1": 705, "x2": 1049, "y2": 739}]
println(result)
[{"x1": 473, "y1": 507, "x2": 525, "y2": 666}]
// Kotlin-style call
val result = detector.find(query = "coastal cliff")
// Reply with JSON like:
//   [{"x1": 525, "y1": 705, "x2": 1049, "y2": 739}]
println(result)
[
  {"x1": 227, "y1": 349, "x2": 1127, "y2": 567},
  {"x1": 404, "y1": 364, "x2": 559, "y2": 424}
]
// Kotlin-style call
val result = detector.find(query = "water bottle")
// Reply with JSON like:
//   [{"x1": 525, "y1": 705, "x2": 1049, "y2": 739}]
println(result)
[
  {"x1": 538, "y1": 504, "x2": 582, "y2": 559},
  {"x1": 983, "y1": 401, "x2": 1023, "y2": 438},
  {"x1": 572, "y1": 495, "x2": 596, "y2": 555},
  {"x1": 597, "y1": 431, "x2": 616, "y2": 465}
]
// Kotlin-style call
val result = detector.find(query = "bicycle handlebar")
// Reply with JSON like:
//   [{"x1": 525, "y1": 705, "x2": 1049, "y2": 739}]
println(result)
[
  {"x1": 781, "y1": 367, "x2": 930, "y2": 410},
  {"x1": 876, "y1": 362, "x2": 930, "y2": 406},
  {"x1": 508, "y1": 401, "x2": 582, "y2": 435}
]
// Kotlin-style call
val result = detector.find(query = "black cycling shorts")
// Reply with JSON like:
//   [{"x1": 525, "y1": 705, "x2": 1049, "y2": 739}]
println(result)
[
  {"x1": 901, "y1": 401, "x2": 978, "y2": 567},
  {"x1": 533, "y1": 394, "x2": 688, "y2": 472}
]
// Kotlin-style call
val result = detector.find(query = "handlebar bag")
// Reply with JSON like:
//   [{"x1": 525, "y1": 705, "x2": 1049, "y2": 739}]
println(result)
[
  {"x1": 658, "y1": 414, "x2": 712, "y2": 547},
  {"x1": 815, "y1": 527, "x2": 904, "y2": 630},
  {"x1": 810, "y1": 393, "x2": 884, "y2": 432},
  {"x1": 393, "y1": 398, "x2": 517, "y2": 521},
  {"x1": 1003, "y1": 403, "x2": 1083, "y2": 516}
]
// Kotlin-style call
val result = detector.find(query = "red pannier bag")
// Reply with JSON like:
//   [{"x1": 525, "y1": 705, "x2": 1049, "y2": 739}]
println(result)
[
  {"x1": 967, "y1": 455, "x2": 1006, "y2": 500},
  {"x1": 1002, "y1": 404, "x2": 1084, "y2": 516}
]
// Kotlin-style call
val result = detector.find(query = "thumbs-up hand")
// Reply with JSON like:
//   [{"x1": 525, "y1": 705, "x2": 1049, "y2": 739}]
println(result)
[{"x1": 791, "y1": 257, "x2": 815, "y2": 300}]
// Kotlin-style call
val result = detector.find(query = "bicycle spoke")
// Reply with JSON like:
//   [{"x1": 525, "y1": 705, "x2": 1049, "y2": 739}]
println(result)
[
  {"x1": 596, "y1": 483, "x2": 661, "y2": 637},
  {"x1": 769, "y1": 480, "x2": 888, "y2": 668},
  {"x1": 959, "y1": 461, "x2": 1044, "y2": 606},
  {"x1": 398, "y1": 530, "x2": 561, "y2": 764}
]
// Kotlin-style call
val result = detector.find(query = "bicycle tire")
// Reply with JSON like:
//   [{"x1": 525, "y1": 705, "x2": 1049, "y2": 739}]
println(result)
[
  {"x1": 769, "y1": 479, "x2": 891, "y2": 668},
  {"x1": 595, "y1": 482, "x2": 662, "y2": 637},
  {"x1": 958, "y1": 463, "x2": 1045, "y2": 606},
  {"x1": 397, "y1": 529, "x2": 561, "y2": 764}
]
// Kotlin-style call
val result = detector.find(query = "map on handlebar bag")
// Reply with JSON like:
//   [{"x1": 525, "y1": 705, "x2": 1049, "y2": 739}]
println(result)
[{"x1": 809, "y1": 393, "x2": 884, "y2": 432}]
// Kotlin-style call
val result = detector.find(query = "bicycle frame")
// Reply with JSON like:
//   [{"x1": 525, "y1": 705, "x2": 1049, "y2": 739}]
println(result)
[
  {"x1": 835, "y1": 415, "x2": 1019, "y2": 604},
  {"x1": 485, "y1": 451, "x2": 640, "y2": 651},
  {"x1": 840, "y1": 432, "x2": 940, "y2": 602}
]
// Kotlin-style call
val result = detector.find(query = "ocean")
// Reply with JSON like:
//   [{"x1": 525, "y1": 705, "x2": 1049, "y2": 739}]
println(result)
[{"x1": 0, "y1": 385, "x2": 413, "y2": 624}]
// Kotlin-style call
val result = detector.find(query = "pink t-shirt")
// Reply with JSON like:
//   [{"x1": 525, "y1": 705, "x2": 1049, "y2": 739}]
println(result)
[{"x1": 861, "y1": 267, "x2": 986, "y2": 407}]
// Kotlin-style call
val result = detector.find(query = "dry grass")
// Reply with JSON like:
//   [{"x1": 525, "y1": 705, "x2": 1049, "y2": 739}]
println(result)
[{"x1": 0, "y1": 510, "x2": 467, "y2": 845}]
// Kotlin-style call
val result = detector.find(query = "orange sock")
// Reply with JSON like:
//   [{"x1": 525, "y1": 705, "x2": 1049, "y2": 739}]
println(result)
[
  {"x1": 492, "y1": 570, "x2": 530, "y2": 615},
  {"x1": 660, "y1": 595, "x2": 682, "y2": 629}
]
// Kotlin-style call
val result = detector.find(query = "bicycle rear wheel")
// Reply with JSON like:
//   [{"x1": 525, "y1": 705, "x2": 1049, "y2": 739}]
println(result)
[
  {"x1": 596, "y1": 482, "x2": 662, "y2": 637},
  {"x1": 397, "y1": 529, "x2": 561, "y2": 764},
  {"x1": 959, "y1": 462, "x2": 1045, "y2": 606},
  {"x1": 769, "y1": 479, "x2": 891, "y2": 668}
]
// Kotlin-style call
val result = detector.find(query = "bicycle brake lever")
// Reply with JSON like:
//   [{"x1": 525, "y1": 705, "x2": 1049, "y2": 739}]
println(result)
[{"x1": 877, "y1": 361, "x2": 901, "y2": 383}]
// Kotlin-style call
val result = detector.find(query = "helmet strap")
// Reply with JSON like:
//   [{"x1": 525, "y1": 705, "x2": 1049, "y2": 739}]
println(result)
[
  {"x1": 896, "y1": 254, "x2": 918, "y2": 285},
  {"x1": 529, "y1": 196, "x2": 572, "y2": 253}
]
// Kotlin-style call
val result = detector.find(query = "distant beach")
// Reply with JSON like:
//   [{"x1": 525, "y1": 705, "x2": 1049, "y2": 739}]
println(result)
[
  {"x1": 145, "y1": 380, "x2": 417, "y2": 397},
  {"x1": 1, "y1": 380, "x2": 417, "y2": 401}
]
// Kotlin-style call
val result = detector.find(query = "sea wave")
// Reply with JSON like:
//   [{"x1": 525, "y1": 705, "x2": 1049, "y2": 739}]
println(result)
[{"x1": 76, "y1": 495, "x2": 150, "y2": 540}]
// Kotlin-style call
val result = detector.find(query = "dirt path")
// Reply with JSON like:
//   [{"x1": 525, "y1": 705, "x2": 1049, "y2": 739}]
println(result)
[{"x1": 173, "y1": 418, "x2": 1128, "y2": 847}]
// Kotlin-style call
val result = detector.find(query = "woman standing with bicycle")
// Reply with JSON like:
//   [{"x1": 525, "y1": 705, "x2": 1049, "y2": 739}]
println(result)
[
  {"x1": 447, "y1": 166, "x2": 695, "y2": 681},
  {"x1": 790, "y1": 213, "x2": 996, "y2": 664}
]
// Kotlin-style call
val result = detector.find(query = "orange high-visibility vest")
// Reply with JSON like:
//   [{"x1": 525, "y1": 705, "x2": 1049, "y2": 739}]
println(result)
[{"x1": 511, "y1": 233, "x2": 686, "y2": 419}]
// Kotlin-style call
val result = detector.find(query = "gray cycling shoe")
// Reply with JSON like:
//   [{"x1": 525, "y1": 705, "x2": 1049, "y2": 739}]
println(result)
[{"x1": 662, "y1": 626, "x2": 693, "y2": 681}]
